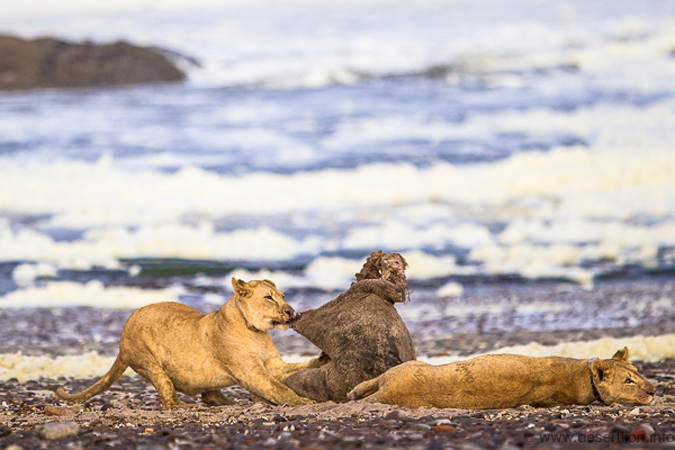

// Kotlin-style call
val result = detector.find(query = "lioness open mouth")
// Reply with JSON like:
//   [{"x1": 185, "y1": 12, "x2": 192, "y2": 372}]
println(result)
[{"x1": 271, "y1": 319, "x2": 291, "y2": 326}]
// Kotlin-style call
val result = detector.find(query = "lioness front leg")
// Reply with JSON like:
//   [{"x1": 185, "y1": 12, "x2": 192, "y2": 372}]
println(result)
[
  {"x1": 233, "y1": 365, "x2": 314, "y2": 406},
  {"x1": 265, "y1": 353, "x2": 329, "y2": 380}
]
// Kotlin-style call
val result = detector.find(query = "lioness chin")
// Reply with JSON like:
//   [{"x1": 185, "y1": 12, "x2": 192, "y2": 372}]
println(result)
[
  {"x1": 348, "y1": 347, "x2": 656, "y2": 409},
  {"x1": 55, "y1": 278, "x2": 324, "y2": 410}
]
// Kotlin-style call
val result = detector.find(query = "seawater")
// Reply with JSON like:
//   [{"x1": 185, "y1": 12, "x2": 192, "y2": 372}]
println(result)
[{"x1": 1, "y1": 0, "x2": 675, "y2": 312}]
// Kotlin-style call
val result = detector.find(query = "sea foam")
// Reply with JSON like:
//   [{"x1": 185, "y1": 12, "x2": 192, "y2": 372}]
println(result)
[{"x1": 2, "y1": 334, "x2": 672, "y2": 382}]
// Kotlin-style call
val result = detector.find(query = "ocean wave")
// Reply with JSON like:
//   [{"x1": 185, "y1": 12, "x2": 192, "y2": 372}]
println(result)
[
  {"x1": 2, "y1": 137, "x2": 675, "y2": 286},
  {"x1": 423, "y1": 334, "x2": 675, "y2": 365},
  {"x1": 0, "y1": 281, "x2": 184, "y2": 309}
]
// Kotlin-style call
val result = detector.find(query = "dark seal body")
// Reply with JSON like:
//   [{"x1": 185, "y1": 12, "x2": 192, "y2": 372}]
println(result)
[{"x1": 284, "y1": 280, "x2": 416, "y2": 402}]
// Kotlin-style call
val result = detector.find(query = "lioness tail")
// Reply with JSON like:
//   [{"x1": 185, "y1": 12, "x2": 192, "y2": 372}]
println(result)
[{"x1": 54, "y1": 355, "x2": 128, "y2": 403}]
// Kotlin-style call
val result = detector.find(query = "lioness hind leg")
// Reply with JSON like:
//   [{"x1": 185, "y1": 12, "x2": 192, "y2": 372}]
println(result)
[
  {"x1": 134, "y1": 365, "x2": 184, "y2": 410},
  {"x1": 202, "y1": 390, "x2": 237, "y2": 406},
  {"x1": 363, "y1": 391, "x2": 386, "y2": 404},
  {"x1": 347, "y1": 376, "x2": 381, "y2": 401}
]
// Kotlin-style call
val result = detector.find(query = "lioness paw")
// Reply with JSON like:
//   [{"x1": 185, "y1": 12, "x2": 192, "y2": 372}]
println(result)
[{"x1": 291, "y1": 397, "x2": 315, "y2": 406}]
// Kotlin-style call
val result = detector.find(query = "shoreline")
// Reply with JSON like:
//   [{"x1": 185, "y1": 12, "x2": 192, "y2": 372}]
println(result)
[{"x1": 0, "y1": 279, "x2": 673, "y2": 448}]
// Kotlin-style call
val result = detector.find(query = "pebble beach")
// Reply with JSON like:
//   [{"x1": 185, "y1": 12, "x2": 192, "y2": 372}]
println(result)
[{"x1": 1, "y1": 280, "x2": 674, "y2": 449}]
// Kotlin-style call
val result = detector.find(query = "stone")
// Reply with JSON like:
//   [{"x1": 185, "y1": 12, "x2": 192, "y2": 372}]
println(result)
[
  {"x1": 0, "y1": 424, "x2": 11, "y2": 437},
  {"x1": 44, "y1": 405, "x2": 74, "y2": 416},
  {"x1": 0, "y1": 35, "x2": 185, "y2": 91},
  {"x1": 631, "y1": 423, "x2": 655, "y2": 442},
  {"x1": 460, "y1": 443, "x2": 485, "y2": 450},
  {"x1": 434, "y1": 424, "x2": 455, "y2": 433},
  {"x1": 405, "y1": 422, "x2": 432, "y2": 432},
  {"x1": 384, "y1": 410, "x2": 408, "y2": 421},
  {"x1": 38, "y1": 421, "x2": 80, "y2": 440}
]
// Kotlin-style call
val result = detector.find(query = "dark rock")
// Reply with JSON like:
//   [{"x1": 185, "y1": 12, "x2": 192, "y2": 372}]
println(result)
[
  {"x1": 0, "y1": 35, "x2": 185, "y2": 91},
  {"x1": 0, "y1": 424, "x2": 11, "y2": 437},
  {"x1": 544, "y1": 423, "x2": 557, "y2": 432},
  {"x1": 610, "y1": 423, "x2": 631, "y2": 435}
]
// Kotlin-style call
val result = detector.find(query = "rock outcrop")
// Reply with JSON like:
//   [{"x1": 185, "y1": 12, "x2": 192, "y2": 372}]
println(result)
[{"x1": 0, "y1": 35, "x2": 185, "y2": 90}]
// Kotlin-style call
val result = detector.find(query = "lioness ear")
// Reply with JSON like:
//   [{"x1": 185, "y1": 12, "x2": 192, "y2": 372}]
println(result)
[
  {"x1": 591, "y1": 360, "x2": 612, "y2": 382},
  {"x1": 231, "y1": 278, "x2": 251, "y2": 298},
  {"x1": 263, "y1": 279, "x2": 277, "y2": 288},
  {"x1": 612, "y1": 347, "x2": 629, "y2": 361}
]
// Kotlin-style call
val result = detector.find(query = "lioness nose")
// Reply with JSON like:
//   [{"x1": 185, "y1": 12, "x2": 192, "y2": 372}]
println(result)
[
  {"x1": 284, "y1": 306, "x2": 294, "y2": 317},
  {"x1": 646, "y1": 383, "x2": 656, "y2": 395}
]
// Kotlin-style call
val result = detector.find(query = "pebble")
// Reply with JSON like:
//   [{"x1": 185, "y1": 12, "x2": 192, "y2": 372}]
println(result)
[
  {"x1": 543, "y1": 423, "x2": 557, "y2": 432},
  {"x1": 405, "y1": 423, "x2": 432, "y2": 432},
  {"x1": 384, "y1": 410, "x2": 407, "y2": 421},
  {"x1": 38, "y1": 422, "x2": 80, "y2": 440},
  {"x1": 0, "y1": 424, "x2": 11, "y2": 437},
  {"x1": 434, "y1": 424, "x2": 455, "y2": 433},
  {"x1": 631, "y1": 423, "x2": 655, "y2": 442},
  {"x1": 92, "y1": 424, "x2": 111, "y2": 433},
  {"x1": 628, "y1": 407, "x2": 640, "y2": 416},
  {"x1": 610, "y1": 424, "x2": 631, "y2": 435},
  {"x1": 460, "y1": 443, "x2": 485, "y2": 450},
  {"x1": 44, "y1": 405, "x2": 74, "y2": 416}
]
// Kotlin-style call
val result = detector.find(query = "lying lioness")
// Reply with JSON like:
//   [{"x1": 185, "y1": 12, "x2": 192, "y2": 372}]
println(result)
[
  {"x1": 56, "y1": 278, "x2": 324, "y2": 410},
  {"x1": 348, "y1": 347, "x2": 655, "y2": 409}
]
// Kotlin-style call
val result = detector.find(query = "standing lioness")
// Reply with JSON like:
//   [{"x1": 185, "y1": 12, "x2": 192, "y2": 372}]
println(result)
[
  {"x1": 56, "y1": 278, "x2": 323, "y2": 410},
  {"x1": 348, "y1": 347, "x2": 655, "y2": 409}
]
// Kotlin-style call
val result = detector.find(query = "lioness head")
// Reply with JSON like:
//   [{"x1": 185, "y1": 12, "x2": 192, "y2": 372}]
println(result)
[
  {"x1": 590, "y1": 347, "x2": 656, "y2": 406},
  {"x1": 232, "y1": 278, "x2": 295, "y2": 332}
]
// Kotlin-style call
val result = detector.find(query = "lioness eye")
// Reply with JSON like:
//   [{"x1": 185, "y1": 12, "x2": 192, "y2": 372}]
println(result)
[
  {"x1": 265, "y1": 295, "x2": 277, "y2": 304},
  {"x1": 624, "y1": 378, "x2": 635, "y2": 384}
]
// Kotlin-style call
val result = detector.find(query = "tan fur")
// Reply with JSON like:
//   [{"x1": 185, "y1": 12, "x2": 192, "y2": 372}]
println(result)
[
  {"x1": 348, "y1": 347, "x2": 656, "y2": 409},
  {"x1": 55, "y1": 278, "x2": 324, "y2": 410}
]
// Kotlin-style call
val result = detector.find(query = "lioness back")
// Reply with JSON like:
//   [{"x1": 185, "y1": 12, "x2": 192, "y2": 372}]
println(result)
[{"x1": 120, "y1": 302, "x2": 204, "y2": 352}]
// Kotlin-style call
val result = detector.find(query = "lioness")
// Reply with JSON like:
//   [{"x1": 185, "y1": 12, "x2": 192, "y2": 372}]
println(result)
[
  {"x1": 348, "y1": 347, "x2": 655, "y2": 409},
  {"x1": 56, "y1": 278, "x2": 324, "y2": 410}
]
